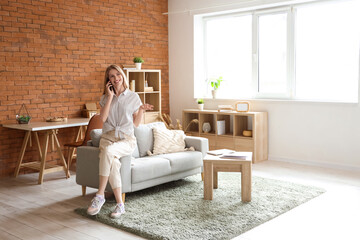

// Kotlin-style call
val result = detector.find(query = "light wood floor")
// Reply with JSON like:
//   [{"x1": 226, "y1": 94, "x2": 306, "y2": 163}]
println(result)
[{"x1": 0, "y1": 161, "x2": 359, "y2": 240}]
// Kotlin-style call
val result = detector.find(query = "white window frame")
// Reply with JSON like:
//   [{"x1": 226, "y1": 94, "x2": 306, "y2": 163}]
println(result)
[
  {"x1": 253, "y1": 7, "x2": 295, "y2": 99},
  {"x1": 195, "y1": 0, "x2": 360, "y2": 103}
]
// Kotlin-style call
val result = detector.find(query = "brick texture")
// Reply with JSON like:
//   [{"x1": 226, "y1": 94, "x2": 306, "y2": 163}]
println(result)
[{"x1": 0, "y1": 0, "x2": 169, "y2": 178}]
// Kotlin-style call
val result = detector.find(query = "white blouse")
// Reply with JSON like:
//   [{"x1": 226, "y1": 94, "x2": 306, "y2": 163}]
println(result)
[{"x1": 100, "y1": 89, "x2": 142, "y2": 138}]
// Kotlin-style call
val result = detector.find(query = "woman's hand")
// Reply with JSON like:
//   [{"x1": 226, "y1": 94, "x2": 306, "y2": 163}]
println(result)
[
  {"x1": 105, "y1": 81, "x2": 115, "y2": 97},
  {"x1": 140, "y1": 104, "x2": 154, "y2": 112},
  {"x1": 133, "y1": 104, "x2": 154, "y2": 127}
]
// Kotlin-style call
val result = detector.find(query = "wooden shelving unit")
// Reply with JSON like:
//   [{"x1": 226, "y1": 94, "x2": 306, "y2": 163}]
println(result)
[
  {"x1": 183, "y1": 109, "x2": 268, "y2": 163},
  {"x1": 125, "y1": 69, "x2": 161, "y2": 124}
]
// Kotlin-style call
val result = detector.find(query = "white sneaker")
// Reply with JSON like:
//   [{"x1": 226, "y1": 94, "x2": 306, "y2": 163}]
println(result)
[
  {"x1": 87, "y1": 196, "x2": 105, "y2": 215},
  {"x1": 110, "y1": 203, "x2": 125, "y2": 218}
]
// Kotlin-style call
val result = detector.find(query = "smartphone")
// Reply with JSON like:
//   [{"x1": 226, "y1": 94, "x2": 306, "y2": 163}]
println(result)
[{"x1": 108, "y1": 80, "x2": 116, "y2": 94}]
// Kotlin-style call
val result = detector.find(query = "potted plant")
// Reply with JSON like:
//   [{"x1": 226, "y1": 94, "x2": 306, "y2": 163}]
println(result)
[
  {"x1": 16, "y1": 104, "x2": 31, "y2": 124},
  {"x1": 16, "y1": 115, "x2": 31, "y2": 124},
  {"x1": 210, "y1": 76, "x2": 223, "y2": 99},
  {"x1": 133, "y1": 57, "x2": 144, "y2": 70},
  {"x1": 197, "y1": 98, "x2": 204, "y2": 110}
]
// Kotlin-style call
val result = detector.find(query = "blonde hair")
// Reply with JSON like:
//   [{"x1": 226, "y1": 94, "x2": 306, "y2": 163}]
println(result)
[{"x1": 103, "y1": 64, "x2": 128, "y2": 94}]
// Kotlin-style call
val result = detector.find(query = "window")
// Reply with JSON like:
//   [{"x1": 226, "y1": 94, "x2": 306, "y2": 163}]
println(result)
[
  {"x1": 295, "y1": 1, "x2": 359, "y2": 102},
  {"x1": 258, "y1": 12, "x2": 288, "y2": 96},
  {"x1": 195, "y1": 0, "x2": 360, "y2": 102},
  {"x1": 204, "y1": 15, "x2": 252, "y2": 99}
]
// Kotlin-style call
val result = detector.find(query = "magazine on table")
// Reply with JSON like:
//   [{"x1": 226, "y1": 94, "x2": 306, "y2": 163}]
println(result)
[
  {"x1": 207, "y1": 149, "x2": 235, "y2": 156},
  {"x1": 207, "y1": 149, "x2": 252, "y2": 159},
  {"x1": 220, "y1": 151, "x2": 252, "y2": 159}
]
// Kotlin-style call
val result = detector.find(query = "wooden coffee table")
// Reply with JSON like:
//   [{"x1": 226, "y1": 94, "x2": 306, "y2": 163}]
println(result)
[{"x1": 203, "y1": 152, "x2": 252, "y2": 202}]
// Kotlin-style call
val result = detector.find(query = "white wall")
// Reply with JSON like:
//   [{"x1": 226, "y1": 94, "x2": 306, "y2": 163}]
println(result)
[{"x1": 168, "y1": 0, "x2": 360, "y2": 170}]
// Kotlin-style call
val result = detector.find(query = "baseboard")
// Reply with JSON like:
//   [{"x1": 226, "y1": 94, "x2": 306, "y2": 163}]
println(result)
[{"x1": 268, "y1": 155, "x2": 360, "y2": 172}]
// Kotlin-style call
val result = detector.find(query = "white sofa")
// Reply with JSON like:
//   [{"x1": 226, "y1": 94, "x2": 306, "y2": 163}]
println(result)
[{"x1": 76, "y1": 122, "x2": 209, "y2": 196}]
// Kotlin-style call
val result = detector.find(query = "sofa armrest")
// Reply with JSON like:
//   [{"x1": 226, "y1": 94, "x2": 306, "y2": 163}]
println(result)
[
  {"x1": 185, "y1": 136, "x2": 209, "y2": 158},
  {"x1": 76, "y1": 146, "x2": 101, "y2": 189},
  {"x1": 76, "y1": 146, "x2": 132, "y2": 193}
]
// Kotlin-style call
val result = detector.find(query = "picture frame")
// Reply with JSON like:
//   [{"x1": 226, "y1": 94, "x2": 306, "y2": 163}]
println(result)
[{"x1": 235, "y1": 101, "x2": 250, "y2": 112}]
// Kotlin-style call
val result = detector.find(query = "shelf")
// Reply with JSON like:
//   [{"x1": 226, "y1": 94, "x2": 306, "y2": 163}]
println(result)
[
  {"x1": 218, "y1": 133, "x2": 233, "y2": 137},
  {"x1": 135, "y1": 91, "x2": 160, "y2": 94},
  {"x1": 199, "y1": 132, "x2": 216, "y2": 136},
  {"x1": 183, "y1": 109, "x2": 268, "y2": 163},
  {"x1": 125, "y1": 69, "x2": 161, "y2": 124},
  {"x1": 234, "y1": 135, "x2": 253, "y2": 140}
]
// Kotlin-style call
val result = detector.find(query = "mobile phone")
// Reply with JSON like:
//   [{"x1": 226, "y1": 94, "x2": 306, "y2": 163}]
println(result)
[{"x1": 108, "y1": 80, "x2": 116, "y2": 94}]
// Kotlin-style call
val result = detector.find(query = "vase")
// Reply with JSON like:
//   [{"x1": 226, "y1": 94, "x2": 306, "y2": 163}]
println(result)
[
  {"x1": 202, "y1": 122, "x2": 211, "y2": 133},
  {"x1": 211, "y1": 90, "x2": 217, "y2": 99},
  {"x1": 198, "y1": 104, "x2": 204, "y2": 111},
  {"x1": 135, "y1": 63, "x2": 142, "y2": 70}
]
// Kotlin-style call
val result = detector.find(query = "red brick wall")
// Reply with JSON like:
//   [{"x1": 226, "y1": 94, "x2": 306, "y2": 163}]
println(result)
[{"x1": 0, "y1": 0, "x2": 168, "y2": 178}]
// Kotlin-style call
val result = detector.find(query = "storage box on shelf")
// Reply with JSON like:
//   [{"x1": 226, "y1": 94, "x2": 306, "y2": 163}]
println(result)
[
  {"x1": 182, "y1": 109, "x2": 268, "y2": 163},
  {"x1": 125, "y1": 69, "x2": 161, "y2": 124}
]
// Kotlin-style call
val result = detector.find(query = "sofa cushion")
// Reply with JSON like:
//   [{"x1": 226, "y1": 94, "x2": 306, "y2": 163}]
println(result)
[
  {"x1": 149, "y1": 151, "x2": 203, "y2": 174},
  {"x1": 90, "y1": 129, "x2": 102, "y2": 147},
  {"x1": 90, "y1": 129, "x2": 140, "y2": 158},
  {"x1": 134, "y1": 122, "x2": 166, "y2": 157},
  {"x1": 131, "y1": 157, "x2": 171, "y2": 183},
  {"x1": 152, "y1": 127, "x2": 186, "y2": 155}
]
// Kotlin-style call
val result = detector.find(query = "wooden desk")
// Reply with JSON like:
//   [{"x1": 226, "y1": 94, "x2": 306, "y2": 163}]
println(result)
[
  {"x1": 2, "y1": 118, "x2": 90, "y2": 184},
  {"x1": 203, "y1": 152, "x2": 252, "y2": 202}
]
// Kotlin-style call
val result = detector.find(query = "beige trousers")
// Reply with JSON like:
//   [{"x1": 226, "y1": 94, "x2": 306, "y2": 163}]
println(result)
[{"x1": 99, "y1": 130, "x2": 136, "y2": 189}]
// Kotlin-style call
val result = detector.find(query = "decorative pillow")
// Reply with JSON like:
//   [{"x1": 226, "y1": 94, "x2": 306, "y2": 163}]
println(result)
[
  {"x1": 151, "y1": 127, "x2": 186, "y2": 155},
  {"x1": 134, "y1": 122, "x2": 167, "y2": 157}
]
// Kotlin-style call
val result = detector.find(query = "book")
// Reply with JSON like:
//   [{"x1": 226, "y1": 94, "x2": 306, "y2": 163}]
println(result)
[
  {"x1": 218, "y1": 104, "x2": 234, "y2": 112},
  {"x1": 220, "y1": 151, "x2": 252, "y2": 159},
  {"x1": 217, "y1": 120, "x2": 225, "y2": 135},
  {"x1": 218, "y1": 109, "x2": 233, "y2": 112},
  {"x1": 122, "y1": 64, "x2": 136, "y2": 70},
  {"x1": 218, "y1": 105, "x2": 233, "y2": 109},
  {"x1": 144, "y1": 86, "x2": 154, "y2": 92},
  {"x1": 207, "y1": 149, "x2": 234, "y2": 156}
]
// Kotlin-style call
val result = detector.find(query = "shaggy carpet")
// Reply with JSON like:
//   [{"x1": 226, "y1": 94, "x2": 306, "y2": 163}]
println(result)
[{"x1": 75, "y1": 173, "x2": 325, "y2": 240}]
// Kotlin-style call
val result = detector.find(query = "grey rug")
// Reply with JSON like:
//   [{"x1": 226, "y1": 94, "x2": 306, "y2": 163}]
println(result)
[{"x1": 75, "y1": 173, "x2": 325, "y2": 240}]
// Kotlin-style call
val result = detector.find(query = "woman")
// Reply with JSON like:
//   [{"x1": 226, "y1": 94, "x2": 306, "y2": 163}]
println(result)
[{"x1": 87, "y1": 64, "x2": 153, "y2": 218}]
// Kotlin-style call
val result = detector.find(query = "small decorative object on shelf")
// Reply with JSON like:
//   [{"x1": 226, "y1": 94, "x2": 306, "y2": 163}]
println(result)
[
  {"x1": 184, "y1": 119, "x2": 199, "y2": 132},
  {"x1": 16, "y1": 104, "x2": 31, "y2": 124},
  {"x1": 218, "y1": 104, "x2": 233, "y2": 112},
  {"x1": 133, "y1": 57, "x2": 144, "y2": 70},
  {"x1": 82, "y1": 103, "x2": 99, "y2": 118},
  {"x1": 144, "y1": 87, "x2": 153, "y2": 92},
  {"x1": 235, "y1": 101, "x2": 250, "y2": 112},
  {"x1": 122, "y1": 64, "x2": 136, "y2": 70},
  {"x1": 46, "y1": 117, "x2": 68, "y2": 122},
  {"x1": 159, "y1": 113, "x2": 182, "y2": 130},
  {"x1": 197, "y1": 98, "x2": 204, "y2": 111},
  {"x1": 130, "y1": 80, "x2": 135, "y2": 92},
  {"x1": 217, "y1": 120, "x2": 226, "y2": 135},
  {"x1": 202, "y1": 122, "x2": 211, "y2": 133},
  {"x1": 243, "y1": 130, "x2": 252, "y2": 137}
]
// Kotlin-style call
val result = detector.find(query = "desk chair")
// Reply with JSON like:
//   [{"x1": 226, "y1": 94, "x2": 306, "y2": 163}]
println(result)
[{"x1": 65, "y1": 114, "x2": 103, "y2": 177}]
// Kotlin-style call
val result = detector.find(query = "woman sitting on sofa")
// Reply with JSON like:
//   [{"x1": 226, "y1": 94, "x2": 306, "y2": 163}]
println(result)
[{"x1": 87, "y1": 64, "x2": 153, "y2": 218}]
